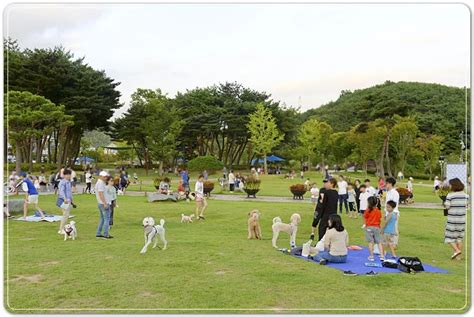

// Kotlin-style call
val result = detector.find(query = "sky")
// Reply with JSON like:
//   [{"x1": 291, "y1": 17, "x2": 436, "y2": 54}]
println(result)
[{"x1": 3, "y1": 3, "x2": 471, "y2": 118}]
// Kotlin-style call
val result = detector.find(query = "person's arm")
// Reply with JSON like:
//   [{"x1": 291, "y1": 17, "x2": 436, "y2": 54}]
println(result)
[
  {"x1": 345, "y1": 231, "x2": 349, "y2": 247},
  {"x1": 382, "y1": 213, "x2": 392, "y2": 231},
  {"x1": 323, "y1": 231, "x2": 331, "y2": 250}
]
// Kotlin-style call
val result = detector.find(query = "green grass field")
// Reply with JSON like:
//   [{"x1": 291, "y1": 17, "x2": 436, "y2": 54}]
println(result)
[{"x1": 4, "y1": 193, "x2": 469, "y2": 313}]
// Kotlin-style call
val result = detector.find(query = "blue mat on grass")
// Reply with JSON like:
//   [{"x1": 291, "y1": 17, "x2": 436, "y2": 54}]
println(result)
[
  {"x1": 14, "y1": 214, "x2": 75, "y2": 223},
  {"x1": 291, "y1": 246, "x2": 448, "y2": 274}
]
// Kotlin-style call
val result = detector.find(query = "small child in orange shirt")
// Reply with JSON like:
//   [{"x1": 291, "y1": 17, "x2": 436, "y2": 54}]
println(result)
[{"x1": 364, "y1": 196, "x2": 385, "y2": 261}]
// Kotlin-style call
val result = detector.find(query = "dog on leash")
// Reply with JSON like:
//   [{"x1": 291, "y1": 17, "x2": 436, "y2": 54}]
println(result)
[
  {"x1": 63, "y1": 221, "x2": 77, "y2": 241},
  {"x1": 247, "y1": 209, "x2": 262, "y2": 240},
  {"x1": 272, "y1": 213, "x2": 301, "y2": 248},
  {"x1": 140, "y1": 217, "x2": 167, "y2": 254},
  {"x1": 181, "y1": 214, "x2": 195, "y2": 223}
]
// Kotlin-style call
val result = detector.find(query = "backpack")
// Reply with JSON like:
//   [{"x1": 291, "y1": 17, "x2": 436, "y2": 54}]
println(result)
[
  {"x1": 382, "y1": 259, "x2": 399, "y2": 269},
  {"x1": 397, "y1": 257, "x2": 424, "y2": 273}
]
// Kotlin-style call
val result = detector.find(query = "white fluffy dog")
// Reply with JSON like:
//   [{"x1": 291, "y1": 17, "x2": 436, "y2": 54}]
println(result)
[
  {"x1": 63, "y1": 221, "x2": 77, "y2": 241},
  {"x1": 272, "y1": 213, "x2": 301, "y2": 249},
  {"x1": 181, "y1": 214, "x2": 194, "y2": 223},
  {"x1": 140, "y1": 217, "x2": 167, "y2": 254}
]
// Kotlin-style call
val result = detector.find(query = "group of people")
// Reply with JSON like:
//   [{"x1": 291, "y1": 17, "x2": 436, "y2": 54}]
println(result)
[{"x1": 307, "y1": 174, "x2": 468, "y2": 265}]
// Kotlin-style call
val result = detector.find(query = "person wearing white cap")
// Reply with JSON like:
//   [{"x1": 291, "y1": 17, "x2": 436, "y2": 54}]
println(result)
[{"x1": 95, "y1": 171, "x2": 113, "y2": 239}]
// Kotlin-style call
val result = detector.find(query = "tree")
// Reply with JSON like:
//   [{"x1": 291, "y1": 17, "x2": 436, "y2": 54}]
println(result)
[
  {"x1": 298, "y1": 118, "x2": 333, "y2": 168},
  {"x1": 188, "y1": 156, "x2": 224, "y2": 173},
  {"x1": 247, "y1": 103, "x2": 284, "y2": 174},
  {"x1": 390, "y1": 117, "x2": 419, "y2": 174},
  {"x1": 5, "y1": 90, "x2": 73, "y2": 172},
  {"x1": 82, "y1": 130, "x2": 111, "y2": 150},
  {"x1": 349, "y1": 122, "x2": 385, "y2": 174},
  {"x1": 329, "y1": 131, "x2": 353, "y2": 166},
  {"x1": 416, "y1": 134, "x2": 444, "y2": 178},
  {"x1": 113, "y1": 88, "x2": 183, "y2": 175}
]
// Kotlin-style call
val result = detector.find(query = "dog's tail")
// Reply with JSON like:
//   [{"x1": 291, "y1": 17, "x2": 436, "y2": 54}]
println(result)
[
  {"x1": 159, "y1": 219, "x2": 165, "y2": 227},
  {"x1": 273, "y1": 216, "x2": 282, "y2": 224}
]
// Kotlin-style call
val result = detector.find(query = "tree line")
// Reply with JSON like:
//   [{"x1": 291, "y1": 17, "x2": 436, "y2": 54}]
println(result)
[{"x1": 4, "y1": 39, "x2": 121, "y2": 172}]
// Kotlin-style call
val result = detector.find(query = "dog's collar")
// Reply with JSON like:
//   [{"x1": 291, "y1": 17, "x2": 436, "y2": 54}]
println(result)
[{"x1": 64, "y1": 227, "x2": 73, "y2": 235}]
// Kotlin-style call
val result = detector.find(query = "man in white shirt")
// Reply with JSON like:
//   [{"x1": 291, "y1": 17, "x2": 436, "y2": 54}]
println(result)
[
  {"x1": 228, "y1": 170, "x2": 235, "y2": 192},
  {"x1": 384, "y1": 177, "x2": 400, "y2": 245},
  {"x1": 95, "y1": 171, "x2": 112, "y2": 239},
  {"x1": 364, "y1": 179, "x2": 377, "y2": 196},
  {"x1": 337, "y1": 175, "x2": 349, "y2": 214},
  {"x1": 358, "y1": 185, "x2": 370, "y2": 216}
]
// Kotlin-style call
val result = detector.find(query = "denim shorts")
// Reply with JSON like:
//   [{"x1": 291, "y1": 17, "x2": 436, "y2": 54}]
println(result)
[{"x1": 365, "y1": 226, "x2": 382, "y2": 244}]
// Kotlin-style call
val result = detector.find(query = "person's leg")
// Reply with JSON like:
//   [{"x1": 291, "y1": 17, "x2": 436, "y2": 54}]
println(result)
[
  {"x1": 328, "y1": 254, "x2": 347, "y2": 263},
  {"x1": 368, "y1": 242, "x2": 374, "y2": 258},
  {"x1": 194, "y1": 201, "x2": 201, "y2": 218},
  {"x1": 34, "y1": 199, "x2": 45, "y2": 217},
  {"x1": 389, "y1": 243, "x2": 397, "y2": 257},
  {"x1": 59, "y1": 207, "x2": 70, "y2": 233},
  {"x1": 314, "y1": 250, "x2": 330, "y2": 262},
  {"x1": 23, "y1": 200, "x2": 28, "y2": 219},
  {"x1": 343, "y1": 194, "x2": 349, "y2": 214},
  {"x1": 103, "y1": 206, "x2": 111, "y2": 237},
  {"x1": 318, "y1": 222, "x2": 327, "y2": 241},
  {"x1": 109, "y1": 202, "x2": 114, "y2": 226},
  {"x1": 96, "y1": 204, "x2": 105, "y2": 236},
  {"x1": 449, "y1": 242, "x2": 461, "y2": 253},
  {"x1": 200, "y1": 198, "x2": 208, "y2": 217},
  {"x1": 338, "y1": 195, "x2": 343, "y2": 214}
]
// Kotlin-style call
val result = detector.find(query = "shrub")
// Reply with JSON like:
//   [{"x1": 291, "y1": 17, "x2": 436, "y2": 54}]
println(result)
[
  {"x1": 188, "y1": 156, "x2": 223, "y2": 173},
  {"x1": 289, "y1": 184, "x2": 306, "y2": 192},
  {"x1": 244, "y1": 176, "x2": 261, "y2": 190}
]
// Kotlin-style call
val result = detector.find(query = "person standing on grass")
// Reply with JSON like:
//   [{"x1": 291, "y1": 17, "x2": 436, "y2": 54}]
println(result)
[
  {"x1": 444, "y1": 178, "x2": 468, "y2": 260},
  {"x1": 385, "y1": 177, "x2": 400, "y2": 245},
  {"x1": 228, "y1": 170, "x2": 235, "y2": 192},
  {"x1": 194, "y1": 174, "x2": 208, "y2": 220},
  {"x1": 71, "y1": 168, "x2": 77, "y2": 193},
  {"x1": 406, "y1": 177, "x2": 414, "y2": 194},
  {"x1": 181, "y1": 168, "x2": 190, "y2": 192},
  {"x1": 364, "y1": 196, "x2": 385, "y2": 261},
  {"x1": 19, "y1": 172, "x2": 45, "y2": 219},
  {"x1": 382, "y1": 200, "x2": 398, "y2": 258},
  {"x1": 314, "y1": 214, "x2": 349, "y2": 265},
  {"x1": 85, "y1": 169, "x2": 93, "y2": 194},
  {"x1": 57, "y1": 169, "x2": 73, "y2": 234},
  {"x1": 347, "y1": 184, "x2": 357, "y2": 218},
  {"x1": 337, "y1": 175, "x2": 349, "y2": 215},
  {"x1": 317, "y1": 178, "x2": 339, "y2": 241},
  {"x1": 105, "y1": 176, "x2": 118, "y2": 228},
  {"x1": 309, "y1": 181, "x2": 326, "y2": 241},
  {"x1": 95, "y1": 171, "x2": 113, "y2": 239},
  {"x1": 377, "y1": 177, "x2": 385, "y2": 196},
  {"x1": 354, "y1": 179, "x2": 362, "y2": 212}
]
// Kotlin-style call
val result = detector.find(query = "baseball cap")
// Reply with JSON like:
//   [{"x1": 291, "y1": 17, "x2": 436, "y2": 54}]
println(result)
[
  {"x1": 19, "y1": 172, "x2": 27, "y2": 178},
  {"x1": 322, "y1": 179, "x2": 329, "y2": 183},
  {"x1": 99, "y1": 171, "x2": 109, "y2": 177}
]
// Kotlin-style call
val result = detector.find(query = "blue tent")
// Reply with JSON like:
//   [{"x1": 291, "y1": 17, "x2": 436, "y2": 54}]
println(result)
[
  {"x1": 75, "y1": 156, "x2": 95, "y2": 164},
  {"x1": 251, "y1": 155, "x2": 285, "y2": 165}
]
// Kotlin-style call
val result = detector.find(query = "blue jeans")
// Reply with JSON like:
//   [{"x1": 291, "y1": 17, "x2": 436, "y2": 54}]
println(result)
[
  {"x1": 315, "y1": 251, "x2": 347, "y2": 263},
  {"x1": 96, "y1": 204, "x2": 110, "y2": 237},
  {"x1": 338, "y1": 194, "x2": 349, "y2": 214}
]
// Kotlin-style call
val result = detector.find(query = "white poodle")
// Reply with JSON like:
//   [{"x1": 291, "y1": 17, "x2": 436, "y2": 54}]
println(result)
[
  {"x1": 181, "y1": 214, "x2": 194, "y2": 223},
  {"x1": 272, "y1": 213, "x2": 301, "y2": 249},
  {"x1": 140, "y1": 217, "x2": 167, "y2": 254}
]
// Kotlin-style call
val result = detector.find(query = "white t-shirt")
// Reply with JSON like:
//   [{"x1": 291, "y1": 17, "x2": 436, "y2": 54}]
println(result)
[
  {"x1": 407, "y1": 181, "x2": 413, "y2": 192},
  {"x1": 359, "y1": 191, "x2": 370, "y2": 211},
  {"x1": 385, "y1": 188, "x2": 400, "y2": 215},
  {"x1": 365, "y1": 186, "x2": 377, "y2": 196},
  {"x1": 85, "y1": 172, "x2": 92, "y2": 183},
  {"x1": 228, "y1": 173, "x2": 235, "y2": 184},
  {"x1": 310, "y1": 187, "x2": 319, "y2": 198},
  {"x1": 195, "y1": 181, "x2": 204, "y2": 198},
  {"x1": 95, "y1": 179, "x2": 106, "y2": 204},
  {"x1": 434, "y1": 179, "x2": 440, "y2": 188},
  {"x1": 337, "y1": 181, "x2": 348, "y2": 195}
]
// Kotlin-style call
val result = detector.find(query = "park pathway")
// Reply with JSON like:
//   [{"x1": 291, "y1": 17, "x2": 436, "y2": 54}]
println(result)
[{"x1": 11, "y1": 184, "x2": 443, "y2": 210}]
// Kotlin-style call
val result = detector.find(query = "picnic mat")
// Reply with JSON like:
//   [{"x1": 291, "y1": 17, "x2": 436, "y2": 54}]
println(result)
[
  {"x1": 14, "y1": 214, "x2": 75, "y2": 223},
  {"x1": 291, "y1": 246, "x2": 448, "y2": 274}
]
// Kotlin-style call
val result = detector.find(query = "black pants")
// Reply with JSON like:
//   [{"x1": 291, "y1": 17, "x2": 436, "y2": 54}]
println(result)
[
  {"x1": 85, "y1": 183, "x2": 92, "y2": 193},
  {"x1": 229, "y1": 184, "x2": 235, "y2": 191},
  {"x1": 109, "y1": 201, "x2": 115, "y2": 225},
  {"x1": 349, "y1": 202, "x2": 356, "y2": 212},
  {"x1": 318, "y1": 217, "x2": 329, "y2": 241}
]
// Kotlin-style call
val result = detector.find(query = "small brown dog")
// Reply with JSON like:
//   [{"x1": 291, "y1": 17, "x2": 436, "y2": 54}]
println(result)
[{"x1": 247, "y1": 209, "x2": 262, "y2": 240}]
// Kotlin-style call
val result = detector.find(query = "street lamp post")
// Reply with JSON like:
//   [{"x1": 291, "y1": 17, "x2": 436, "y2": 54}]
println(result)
[{"x1": 438, "y1": 155, "x2": 446, "y2": 179}]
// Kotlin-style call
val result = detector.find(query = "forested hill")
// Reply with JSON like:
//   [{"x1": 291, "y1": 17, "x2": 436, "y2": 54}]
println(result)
[{"x1": 300, "y1": 81, "x2": 470, "y2": 153}]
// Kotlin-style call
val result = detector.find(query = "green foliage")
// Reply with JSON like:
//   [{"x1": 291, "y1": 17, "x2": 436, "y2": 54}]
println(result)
[
  {"x1": 301, "y1": 81, "x2": 469, "y2": 154},
  {"x1": 243, "y1": 176, "x2": 261, "y2": 190},
  {"x1": 82, "y1": 130, "x2": 111, "y2": 150},
  {"x1": 187, "y1": 155, "x2": 224, "y2": 173},
  {"x1": 297, "y1": 118, "x2": 333, "y2": 164},
  {"x1": 247, "y1": 103, "x2": 284, "y2": 168},
  {"x1": 329, "y1": 131, "x2": 353, "y2": 165},
  {"x1": 390, "y1": 116, "x2": 419, "y2": 173}
]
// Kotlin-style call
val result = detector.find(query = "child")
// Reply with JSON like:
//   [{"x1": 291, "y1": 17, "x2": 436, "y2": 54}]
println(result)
[
  {"x1": 310, "y1": 183, "x2": 320, "y2": 206},
  {"x1": 382, "y1": 200, "x2": 398, "y2": 258},
  {"x1": 363, "y1": 196, "x2": 385, "y2": 261},
  {"x1": 105, "y1": 177, "x2": 118, "y2": 227},
  {"x1": 347, "y1": 184, "x2": 357, "y2": 218},
  {"x1": 364, "y1": 179, "x2": 377, "y2": 196},
  {"x1": 358, "y1": 185, "x2": 369, "y2": 217}
]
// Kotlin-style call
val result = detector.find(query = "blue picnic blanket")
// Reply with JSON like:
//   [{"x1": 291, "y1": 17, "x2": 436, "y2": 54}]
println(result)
[
  {"x1": 14, "y1": 213, "x2": 75, "y2": 223},
  {"x1": 291, "y1": 246, "x2": 448, "y2": 274}
]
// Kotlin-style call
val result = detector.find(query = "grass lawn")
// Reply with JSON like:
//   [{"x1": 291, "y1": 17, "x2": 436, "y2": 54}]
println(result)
[{"x1": 4, "y1": 194, "x2": 469, "y2": 313}]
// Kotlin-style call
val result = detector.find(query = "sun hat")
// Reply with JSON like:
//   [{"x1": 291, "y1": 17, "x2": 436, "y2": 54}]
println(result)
[{"x1": 99, "y1": 171, "x2": 109, "y2": 177}]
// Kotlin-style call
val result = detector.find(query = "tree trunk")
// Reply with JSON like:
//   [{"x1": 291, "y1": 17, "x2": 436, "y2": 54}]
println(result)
[
  {"x1": 15, "y1": 141, "x2": 22, "y2": 173},
  {"x1": 380, "y1": 135, "x2": 388, "y2": 177},
  {"x1": 385, "y1": 139, "x2": 393, "y2": 177},
  {"x1": 263, "y1": 154, "x2": 268, "y2": 174},
  {"x1": 28, "y1": 139, "x2": 34, "y2": 173}
]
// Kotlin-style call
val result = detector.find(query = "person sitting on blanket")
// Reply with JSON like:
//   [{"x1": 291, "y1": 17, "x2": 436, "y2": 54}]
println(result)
[{"x1": 314, "y1": 214, "x2": 349, "y2": 265}]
